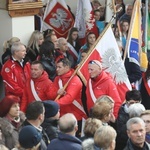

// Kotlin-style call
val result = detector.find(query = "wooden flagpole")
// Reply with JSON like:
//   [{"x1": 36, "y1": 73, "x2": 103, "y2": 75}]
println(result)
[{"x1": 55, "y1": 13, "x2": 116, "y2": 101}]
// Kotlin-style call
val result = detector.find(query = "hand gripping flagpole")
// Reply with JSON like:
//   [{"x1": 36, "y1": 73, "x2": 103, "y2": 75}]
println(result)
[{"x1": 55, "y1": 13, "x2": 117, "y2": 101}]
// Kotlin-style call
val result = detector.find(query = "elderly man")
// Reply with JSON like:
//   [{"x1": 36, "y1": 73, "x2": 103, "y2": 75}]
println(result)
[
  {"x1": 47, "y1": 113, "x2": 82, "y2": 150},
  {"x1": 1, "y1": 42, "x2": 30, "y2": 98},
  {"x1": 20, "y1": 61, "x2": 57, "y2": 112},
  {"x1": 124, "y1": 117, "x2": 150, "y2": 150},
  {"x1": 53, "y1": 58, "x2": 87, "y2": 136},
  {"x1": 56, "y1": 37, "x2": 76, "y2": 68},
  {"x1": 86, "y1": 60, "x2": 122, "y2": 118}
]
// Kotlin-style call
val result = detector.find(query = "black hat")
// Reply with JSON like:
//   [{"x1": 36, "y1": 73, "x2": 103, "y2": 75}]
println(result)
[
  {"x1": 19, "y1": 125, "x2": 42, "y2": 149},
  {"x1": 43, "y1": 100, "x2": 59, "y2": 118}
]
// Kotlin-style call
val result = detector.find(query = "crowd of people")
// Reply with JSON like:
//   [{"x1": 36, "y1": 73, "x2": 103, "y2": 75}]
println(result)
[{"x1": 0, "y1": 0, "x2": 150, "y2": 150}]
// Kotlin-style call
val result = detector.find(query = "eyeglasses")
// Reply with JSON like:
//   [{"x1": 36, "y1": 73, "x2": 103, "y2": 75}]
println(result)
[{"x1": 89, "y1": 60, "x2": 101, "y2": 68}]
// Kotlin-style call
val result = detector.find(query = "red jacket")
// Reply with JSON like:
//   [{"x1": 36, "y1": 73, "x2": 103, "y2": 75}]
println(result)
[
  {"x1": 20, "y1": 71, "x2": 57, "y2": 112},
  {"x1": 53, "y1": 69, "x2": 87, "y2": 120},
  {"x1": 1, "y1": 59, "x2": 30, "y2": 98},
  {"x1": 86, "y1": 71, "x2": 122, "y2": 118}
]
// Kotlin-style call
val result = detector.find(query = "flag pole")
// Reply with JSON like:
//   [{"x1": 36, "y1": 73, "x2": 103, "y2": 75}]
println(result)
[{"x1": 55, "y1": 13, "x2": 116, "y2": 101}]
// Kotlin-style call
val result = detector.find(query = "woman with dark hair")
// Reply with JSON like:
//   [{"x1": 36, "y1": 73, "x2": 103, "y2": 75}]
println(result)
[
  {"x1": 78, "y1": 32, "x2": 96, "y2": 63},
  {"x1": 67, "y1": 27, "x2": 81, "y2": 54},
  {"x1": 39, "y1": 41, "x2": 56, "y2": 81},
  {"x1": 140, "y1": 58, "x2": 150, "y2": 109}
]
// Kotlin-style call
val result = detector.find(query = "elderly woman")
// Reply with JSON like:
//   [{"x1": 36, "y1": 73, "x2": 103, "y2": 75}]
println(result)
[{"x1": 0, "y1": 95, "x2": 24, "y2": 149}]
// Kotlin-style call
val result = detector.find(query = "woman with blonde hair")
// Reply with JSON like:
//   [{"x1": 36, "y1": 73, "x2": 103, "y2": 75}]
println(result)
[
  {"x1": 26, "y1": 30, "x2": 44, "y2": 62},
  {"x1": 2, "y1": 37, "x2": 20, "y2": 64}
]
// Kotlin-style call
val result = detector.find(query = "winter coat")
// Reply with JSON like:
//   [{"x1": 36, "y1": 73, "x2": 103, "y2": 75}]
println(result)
[
  {"x1": 47, "y1": 132, "x2": 82, "y2": 150},
  {"x1": 0, "y1": 113, "x2": 25, "y2": 150},
  {"x1": 20, "y1": 71, "x2": 57, "y2": 112},
  {"x1": 39, "y1": 55, "x2": 56, "y2": 81},
  {"x1": 86, "y1": 71, "x2": 122, "y2": 118},
  {"x1": 41, "y1": 119, "x2": 59, "y2": 141},
  {"x1": 124, "y1": 58, "x2": 142, "y2": 83},
  {"x1": 26, "y1": 46, "x2": 39, "y2": 62},
  {"x1": 116, "y1": 103, "x2": 129, "y2": 150},
  {"x1": 53, "y1": 69, "x2": 87, "y2": 121},
  {"x1": 1, "y1": 58, "x2": 30, "y2": 98},
  {"x1": 123, "y1": 139, "x2": 150, "y2": 150}
]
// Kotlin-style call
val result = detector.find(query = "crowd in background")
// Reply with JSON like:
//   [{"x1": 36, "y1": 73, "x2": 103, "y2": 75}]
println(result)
[{"x1": 0, "y1": 0, "x2": 150, "y2": 150}]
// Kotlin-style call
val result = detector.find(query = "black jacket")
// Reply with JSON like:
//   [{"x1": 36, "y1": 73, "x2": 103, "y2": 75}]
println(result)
[
  {"x1": 116, "y1": 103, "x2": 129, "y2": 150},
  {"x1": 41, "y1": 119, "x2": 59, "y2": 141},
  {"x1": 40, "y1": 55, "x2": 56, "y2": 81},
  {"x1": 124, "y1": 139, "x2": 150, "y2": 150}
]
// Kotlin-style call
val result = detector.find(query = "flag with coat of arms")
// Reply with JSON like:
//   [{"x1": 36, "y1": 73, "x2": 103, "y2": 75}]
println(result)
[
  {"x1": 77, "y1": 24, "x2": 132, "y2": 102},
  {"x1": 42, "y1": 0, "x2": 74, "y2": 38},
  {"x1": 74, "y1": 0, "x2": 99, "y2": 45}
]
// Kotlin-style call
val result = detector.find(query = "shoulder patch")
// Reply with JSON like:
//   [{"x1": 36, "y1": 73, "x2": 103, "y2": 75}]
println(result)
[{"x1": 5, "y1": 68, "x2": 10, "y2": 73}]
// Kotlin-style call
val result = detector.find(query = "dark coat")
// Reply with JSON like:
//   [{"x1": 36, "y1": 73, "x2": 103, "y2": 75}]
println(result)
[
  {"x1": 47, "y1": 132, "x2": 82, "y2": 150},
  {"x1": 116, "y1": 103, "x2": 129, "y2": 150},
  {"x1": 41, "y1": 119, "x2": 59, "y2": 141},
  {"x1": 40, "y1": 55, "x2": 56, "y2": 81},
  {"x1": 123, "y1": 139, "x2": 150, "y2": 150},
  {"x1": 124, "y1": 58, "x2": 142, "y2": 83},
  {"x1": 140, "y1": 78, "x2": 150, "y2": 109},
  {"x1": 26, "y1": 46, "x2": 39, "y2": 62}
]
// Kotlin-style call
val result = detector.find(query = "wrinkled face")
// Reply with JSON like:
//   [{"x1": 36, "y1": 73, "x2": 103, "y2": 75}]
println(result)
[
  {"x1": 127, "y1": 123, "x2": 146, "y2": 147},
  {"x1": 88, "y1": 63, "x2": 102, "y2": 78},
  {"x1": 56, "y1": 62, "x2": 69, "y2": 76},
  {"x1": 51, "y1": 35, "x2": 58, "y2": 49},
  {"x1": 87, "y1": 34, "x2": 96, "y2": 45},
  {"x1": 94, "y1": 11, "x2": 101, "y2": 21},
  {"x1": 141, "y1": 115, "x2": 150, "y2": 134},
  {"x1": 122, "y1": 22, "x2": 129, "y2": 32},
  {"x1": 59, "y1": 39, "x2": 68, "y2": 52},
  {"x1": 71, "y1": 31, "x2": 78, "y2": 41},
  {"x1": 8, "y1": 103, "x2": 20, "y2": 118},
  {"x1": 14, "y1": 45, "x2": 26, "y2": 61},
  {"x1": 31, "y1": 64, "x2": 43, "y2": 79}
]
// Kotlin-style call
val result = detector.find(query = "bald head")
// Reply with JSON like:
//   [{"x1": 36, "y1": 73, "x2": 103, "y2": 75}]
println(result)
[{"x1": 58, "y1": 113, "x2": 77, "y2": 133}]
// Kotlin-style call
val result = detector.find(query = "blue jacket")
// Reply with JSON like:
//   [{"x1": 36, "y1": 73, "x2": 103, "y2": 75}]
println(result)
[{"x1": 47, "y1": 132, "x2": 82, "y2": 150}]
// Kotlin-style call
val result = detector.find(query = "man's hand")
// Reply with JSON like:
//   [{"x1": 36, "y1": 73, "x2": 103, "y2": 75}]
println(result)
[{"x1": 57, "y1": 89, "x2": 66, "y2": 96}]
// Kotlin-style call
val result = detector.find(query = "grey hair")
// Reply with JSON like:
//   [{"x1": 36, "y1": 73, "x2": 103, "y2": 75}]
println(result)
[
  {"x1": 82, "y1": 138, "x2": 95, "y2": 150},
  {"x1": 11, "y1": 42, "x2": 25, "y2": 55},
  {"x1": 57, "y1": 37, "x2": 66, "y2": 46},
  {"x1": 126, "y1": 117, "x2": 145, "y2": 131},
  {"x1": 128, "y1": 103, "x2": 145, "y2": 118}
]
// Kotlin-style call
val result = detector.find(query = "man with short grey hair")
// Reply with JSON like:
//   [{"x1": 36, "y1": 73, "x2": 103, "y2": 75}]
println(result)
[
  {"x1": 47, "y1": 113, "x2": 82, "y2": 150},
  {"x1": 124, "y1": 117, "x2": 150, "y2": 150},
  {"x1": 1, "y1": 42, "x2": 30, "y2": 98}
]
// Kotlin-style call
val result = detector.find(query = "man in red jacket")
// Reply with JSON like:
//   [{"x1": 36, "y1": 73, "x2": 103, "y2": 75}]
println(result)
[
  {"x1": 86, "y1": 60, "x2": 122, "y2": 118},
  {"x1": 53, "y1": 58, "x2": 87, "y2": 136},
  {"x1": 1, "y1": 42, "x2": 30, "y2": 98},
  {"x1": 20, "y1": 61, "x2": 57, "y2": 112}
]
